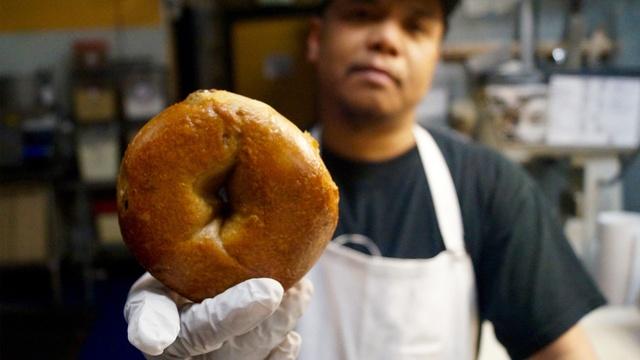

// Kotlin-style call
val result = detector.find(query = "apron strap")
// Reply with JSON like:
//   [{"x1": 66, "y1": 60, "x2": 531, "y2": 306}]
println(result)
[{"x1": 413, "y1": 126, "x2": 466, "y2": 255}]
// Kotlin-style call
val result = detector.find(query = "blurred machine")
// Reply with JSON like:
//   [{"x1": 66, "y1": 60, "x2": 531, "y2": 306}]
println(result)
[{"x1": 460, "y1": 0, "x2": 639, "y2": 272}]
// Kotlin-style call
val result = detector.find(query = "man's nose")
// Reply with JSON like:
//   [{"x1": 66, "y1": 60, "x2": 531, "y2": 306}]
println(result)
[{"x1": 365, "y1": 19, "x2": 402, "y2": 57}]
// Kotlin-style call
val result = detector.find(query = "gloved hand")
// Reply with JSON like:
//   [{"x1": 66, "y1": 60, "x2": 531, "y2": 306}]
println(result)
[{"x1": 124, "y1": 272, "x2": 313, "y2": 360}]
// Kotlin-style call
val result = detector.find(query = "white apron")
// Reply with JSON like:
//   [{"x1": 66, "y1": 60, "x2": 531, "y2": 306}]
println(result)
[{"x1": 297, "y1": 126, "x2": 478, "y2": 360}]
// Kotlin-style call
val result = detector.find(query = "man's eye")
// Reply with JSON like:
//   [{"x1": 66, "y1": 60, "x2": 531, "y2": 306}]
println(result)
[
  {"x1": 406, "y1": 22, "x2": 424, "y2": 33},
  {"x1": 405, "y1": 20, "x2": 436, "y2": 36}
]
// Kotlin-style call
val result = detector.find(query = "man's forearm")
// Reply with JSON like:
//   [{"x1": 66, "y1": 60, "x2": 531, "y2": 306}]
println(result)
[{"x1": 529, "y1": 325, "x2": 597, "y2": 360}]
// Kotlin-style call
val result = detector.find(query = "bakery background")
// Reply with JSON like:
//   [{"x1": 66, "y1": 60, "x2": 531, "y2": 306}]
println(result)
[{"x1": 1, "y1": 0, "x2": 640, "y2": 358}]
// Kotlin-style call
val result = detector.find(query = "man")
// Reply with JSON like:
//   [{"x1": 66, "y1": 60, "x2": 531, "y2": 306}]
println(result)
[{"x1": 124, "y1": 1, "x2": 605, "y2": 359}]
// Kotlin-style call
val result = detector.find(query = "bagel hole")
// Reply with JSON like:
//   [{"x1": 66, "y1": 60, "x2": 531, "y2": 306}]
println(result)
[
  {"x1": 217, "y1": 186, "x2": 232, "y2": 219},
  {"x1": 124, "y1": 199, "x2": 129, "y2": 211}
]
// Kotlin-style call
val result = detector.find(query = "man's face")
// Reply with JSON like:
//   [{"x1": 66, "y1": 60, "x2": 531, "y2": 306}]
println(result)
[{"x1": 308, "y1": 0, "x2": 444, "y2": 122}]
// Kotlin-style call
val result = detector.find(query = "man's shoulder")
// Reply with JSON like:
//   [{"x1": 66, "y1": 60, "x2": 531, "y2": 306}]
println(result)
[
  {"x1": 424, "y1": 126, "x2": 503, "y2": 170},
  {"x1": 425, "y1": 126, "x2": 494, "y2": 156},
  {"x1": 424, "y1": 126, "x2": 534, "y2": 193}
]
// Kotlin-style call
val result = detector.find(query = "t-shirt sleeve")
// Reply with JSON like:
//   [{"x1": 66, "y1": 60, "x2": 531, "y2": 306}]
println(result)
[{"x1": 476, "y1": 152, "x2": 606, "y2": 359}]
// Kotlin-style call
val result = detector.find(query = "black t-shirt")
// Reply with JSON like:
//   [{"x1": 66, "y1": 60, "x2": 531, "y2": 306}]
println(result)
[{"x1": 321, "y1": 127, "x2": 606, "y2": 359}]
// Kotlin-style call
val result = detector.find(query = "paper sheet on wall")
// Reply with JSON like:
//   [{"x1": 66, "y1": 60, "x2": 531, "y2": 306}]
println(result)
[
  {"x1": 546, "y1": 75, "x2": 588, "y2": 145},
  {"x1": 600, "y1": 78, "x2": 640, "y2": 147},
  {"x1": 546, "y1": 74, "x2": 640, "y2": 148}
]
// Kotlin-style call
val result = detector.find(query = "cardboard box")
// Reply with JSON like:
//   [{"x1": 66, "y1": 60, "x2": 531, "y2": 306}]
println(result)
[
  {"x1": 73, "y1": 86, "x2": 117, "y2": 123},
  {"x1": 0, "y1": 185, "x2": 49, "y2": 264},
  {"x1": 96, "y1": 213, "x2": 123, "y2": 245},
  {"x1": 93, "y1": 200, "x2": 123, "y2": 246}
]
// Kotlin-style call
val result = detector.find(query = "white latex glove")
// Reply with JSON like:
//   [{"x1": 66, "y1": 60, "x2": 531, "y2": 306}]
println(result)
[{"x1": 124, "y1": 272, "x2": 313, "y2": 360}]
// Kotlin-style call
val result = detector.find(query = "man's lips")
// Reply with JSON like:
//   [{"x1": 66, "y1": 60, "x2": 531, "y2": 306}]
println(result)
[{"x1": 347, "y1": 64, "x2": 400, "y2": 86}]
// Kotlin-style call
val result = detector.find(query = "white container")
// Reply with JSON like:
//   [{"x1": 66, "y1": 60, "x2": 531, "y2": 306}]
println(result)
[
  {"x1": 77, "y1": 126, "x2": 119, "y2": 182},
  {"x1": 594, "y1": 211, "x2": 640, "y2": 305}
]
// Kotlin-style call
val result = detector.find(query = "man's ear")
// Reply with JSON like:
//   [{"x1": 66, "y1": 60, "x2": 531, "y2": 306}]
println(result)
[{"x1": 307, "y1": 17, "x2": 322, "y2": 63}]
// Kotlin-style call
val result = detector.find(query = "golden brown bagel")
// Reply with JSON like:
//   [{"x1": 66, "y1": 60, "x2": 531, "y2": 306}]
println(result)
[{"x1": 117, "y1": 90, "x2": 339, "y2": 302}]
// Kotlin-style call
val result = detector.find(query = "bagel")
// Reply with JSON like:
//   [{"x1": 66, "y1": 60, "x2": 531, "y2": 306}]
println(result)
[{"x1": 117, "y1": 90, "x2": 339, "y2": 302}]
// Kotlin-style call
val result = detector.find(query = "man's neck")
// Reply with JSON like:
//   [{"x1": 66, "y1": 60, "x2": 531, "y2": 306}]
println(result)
[{"x1": 319, "y1": 110, "x2": 416, "y2": 163}]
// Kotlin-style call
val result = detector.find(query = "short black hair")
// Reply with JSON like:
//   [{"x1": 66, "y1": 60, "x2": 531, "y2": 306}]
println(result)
[{"x1": 317, "y1": 0, "x2": 460, "y2": 20}]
